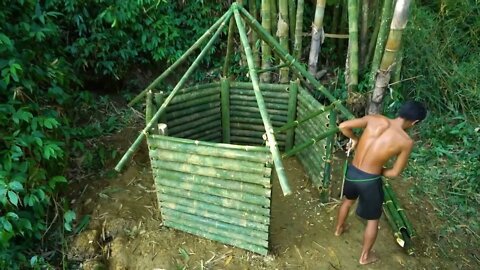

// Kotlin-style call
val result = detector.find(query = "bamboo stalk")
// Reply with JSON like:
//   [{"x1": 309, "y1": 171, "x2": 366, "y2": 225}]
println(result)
[
  {"x1": 223, "y1": 16, "x2": 236, "y2": 77},
  {"x1": 151, "y1": 159, "x2": 270, "y2": 187},
  {"x1": 296, "y1": 104, "x2": 329, "y2": 127},
  {"x1": 128, "y1": 12, "x2": 230, "y2": 106},
  {"x1": 308, "y1": 0, "x2": 327, "y2": 76},
  {"x1": 157, "y1": 185, "x2": 270, "y2": 217},
  {"x1": 360, "y1": 0, "x2": 370, "y2": 69},
  {"x1": 167, "y1": 104, "x2": 220, "y2": 120},
  {"x1": 153, "y1": 168, "x2": 270, "y2": 197},
  {"x1": 257, "y1": 63, "x2": 288, "y2": 74},
  {"x1": 231, "y1": 117, "x2": 285, "y2": 127},
  {"x1": 230, "y1": 136, "x2": 265, "y2": 144},
  {"x1": 170, "y1": 120, "x2": 221, "y2": 139},
  {"x1": 283, "y1": 127, "x2": 338, "y2": 158},
  {"x1": 168, "y1": 115, "x2": 220, "y2": 135},
  {"x1": 230, "y1": 87, "x2": 289, "y2": 97},
  {"x1": 115, "y1": 12, "x2": 231, "y2": 172},
  {"x1": 365, "y1": 0, "x2": 382, "y2": 70},
  {"x1": 383, "y1": 185, "x2": 407, "y2": 231},
  {"x1": 230, "y1": 100, "x2": 289, "y2": 111},
  {"x1": 154, "y1": 91, "x2": 166, "y2": 124},
  {"x1": 260, "y1": 0, "x2": 272, "y2": 83},
  {"x1": 163, "y1": 220, "x2": 267, "y2": 255},
  {"x1": 370, "y1": 0, "x2": 394, "y2": 82},
  {"x1": 170, "y1": 88, "x2": 220, "y2": 105},
  {"x1": 294, "y1": 130, "x2": 326, "y2": 159},
  {"x1": 162, "y1": 207, "x2": 268, "y2": 239},
  {"x1": 285, "y1": 80, "x2": 298, "y2": 151},
  {"x1": 150, "y1": 148, "x2": 271, "y2": 176},
  {"x1": 171, "y1": 127, "x2": 221, "y2": 141},
  {"x1": 192, "y1": 132, "x2": 222, "y2": 143},
  {"x1": 320, "y1": 110, "x2": 337, "y2": 202},
  {"x1": 384, "y1": 181, "x2": 415, "y2": 237},
  {"x1": 221, "y1": 78, "x2": 231, "y2": 143},
  {"x1": 337, "y1": 0, "x2": 348, "y2": 63},
  {"x1": 278, "y1": 0, "x2": 290, "y2": 83},
  {"x1": 293, "y1": 0, "x2": 305, "y2": 62},
  {"x1": 156, "y1": 175, "x2": 270, "y2": 206},
  {"x1": 276, "y1": 102, "x2": 336, "y2": 134},
  {"x1": 230, "y1": 94, "x2": 289, "y2": 105},
  {"x1": 231, "y1": 122, "x2": 272, "y2": 132},
  {"x1": 162, "y1": 208, "x2": 268, "y2": 247},
  {"x1": 347, "y1": 0, "x2": 359, "y2": 93},
  {"x1": 230, "y1": 105, "x2": 288, "y2": 117},
  {"x1": 391, "y1": 44, "x2": 403, "y2": 92},
  {"x1": 230, "y1": 81, "x2": 289, "y2": 91},
  {"x1": 159, "y1": 193, "x2": 270, "y2": 226},
  {"x1": 249, "y1": 0, "x2": 260, "y2": 69},
  {"x1": 146, "y1": 90, "x2": 154, "y2": 126},
  {"x1": 168, "y1": 93, "x2": 220, "y2": 112},
  {"x1": 167, "y1": 108, "x2": 219, "y2": 130},
  {"x1": 288, "y1": 0, "x2": 296, "y2": 51},
  {"x1": 174, "y1": 82, "x2": 221, "y2": 96},
  {"x1": 239, "y1": 5, "x2": 353, "y2": 119}
]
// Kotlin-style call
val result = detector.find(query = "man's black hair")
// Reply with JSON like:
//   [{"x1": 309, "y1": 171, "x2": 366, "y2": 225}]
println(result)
[{"x1": 398, "y1": 101, "x2": 427, "y2": 122}]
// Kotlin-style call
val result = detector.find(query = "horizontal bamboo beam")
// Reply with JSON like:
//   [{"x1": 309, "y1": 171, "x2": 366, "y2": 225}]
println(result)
[
  {"x1": 230, "y1": 88, "x2": 289, "y2": 99},
  {"x1": 284, "y1": 127, "x2": 338, "y2": 158},
  {"x1": 171, "y1": 87, "x2": 220, "y2": 105},
  {"x1": 230, "y1": 105, "x2": 288, "y2": 117},
  {"x1": 168, "y1": 113, "x2": 220, "y2": 134},
  {"x1": 170, "y1": 120, "x2": 221, "y2": 138},
  {"x1": 164, "y1": 220, "x2": 267, "y2": 255},
  {"x1": 175, "y1": 82, "x2": 221, "y2": 95},
  {"x1": 157, "y1": 185, "x2": 270, "y2": 216},
  {"x1": 151, "y1": 160, "x2": 271, "y2": 186},
  {"x1": 230, "y1": 81, "x2": 289, "y2": 91},
  {"x1": 276, "y1": 102, "x2": 337, "y2": 134},
  {"x1": 189, "y1": 128, "x2": 223, "y2": 141},
  {"x1": 156, "y1": 175, "x2": 270, "y2": 206},
  {"x1": 295, "y1": 130, "x2": 327, "y2": 156},
  {"x1": 162, "y1": 208, "x2": 268, "y2": 246},
  {"x1": 230, "y1": 117, "x2": 285, "y2": 127},
  {"x1": 230, "y1": 93, "x2": 289, "y2": 105},
  {"x1": 167, "y1": 103, "x2": 220, "y2": 119},
  {"x1": 149, "y1": 148, "x2": 271, "y2": 175},
  {"x1": 230, "y1": 100, "x2": 289, "y2": 111},
  {"x1": 169, "y1": 93, "x2": 220, "y2": 111},
  {"x1": 230, "y1": 111, "x2": 288, "y2": 123},
  {"x1": 159, "y1": 194, "x2": 270, "y2": 227}
]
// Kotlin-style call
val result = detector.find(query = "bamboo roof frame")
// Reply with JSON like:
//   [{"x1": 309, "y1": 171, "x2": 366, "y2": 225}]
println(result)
[{"x1": 115, "y1": 3, "x2": 354, "y2": 196}]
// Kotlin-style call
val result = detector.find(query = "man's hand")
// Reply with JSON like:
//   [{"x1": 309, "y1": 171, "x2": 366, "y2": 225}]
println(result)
[{"x1": 346, "y1": 138, "x2": 358, "y2": 156}]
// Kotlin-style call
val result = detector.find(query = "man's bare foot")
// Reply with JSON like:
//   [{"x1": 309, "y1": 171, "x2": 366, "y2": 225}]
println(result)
[
  {"x1": 359, "y1": 251, "x2": 379, "y2": 265},
  {"x1": 334, "y1": 224, "x2": 349, "y2": 236}
]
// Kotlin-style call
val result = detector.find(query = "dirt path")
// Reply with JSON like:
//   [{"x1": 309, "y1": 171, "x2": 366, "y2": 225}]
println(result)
[{"x1": 67, "y1": 132, "x2": 458, "y2": 270}]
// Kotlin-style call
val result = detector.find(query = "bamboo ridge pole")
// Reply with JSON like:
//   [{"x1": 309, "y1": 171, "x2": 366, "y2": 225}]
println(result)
[
  {"x1": 283, "y1": 127, "x2": 339, "y2": 158},
  {"x1": 238, "y1": 5, "x2": 354, "y2": 120},
  {"x1": 128, "y1": 12, "x2": 230, "y2": 106},
  {"x1": 233, "y1": 6, "x2": 291, "y2": 195},
  {"x1": 114, "y1": 11, "x2": 232, "y2": 172}
]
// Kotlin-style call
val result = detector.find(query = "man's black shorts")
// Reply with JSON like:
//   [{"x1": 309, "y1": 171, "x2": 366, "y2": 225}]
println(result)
[{"x1": 343, "y1": 164, "x2": 384, "y2": 220}]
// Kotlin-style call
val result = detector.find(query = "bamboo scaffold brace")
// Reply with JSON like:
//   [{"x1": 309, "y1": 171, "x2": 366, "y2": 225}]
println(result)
[
  {"x1": 233, "y1": 5, "x2": 291, "y2": 196},
  {"x1": 114, "y1": 10, "x2": 233, "y2": 172}
]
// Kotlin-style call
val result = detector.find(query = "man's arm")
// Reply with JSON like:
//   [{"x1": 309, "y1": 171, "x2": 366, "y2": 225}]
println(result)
[
  {"x1": 382, "y1": 141, "x2": 414, "y2": 178},
  {"x1": 338, "y1": 116, "x2": 369, "y2": 147}
]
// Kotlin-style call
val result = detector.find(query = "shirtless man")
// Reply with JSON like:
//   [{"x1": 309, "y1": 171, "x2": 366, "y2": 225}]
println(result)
[{"x1": 334, "y1": 101, "x2": 427, "y2": 265}]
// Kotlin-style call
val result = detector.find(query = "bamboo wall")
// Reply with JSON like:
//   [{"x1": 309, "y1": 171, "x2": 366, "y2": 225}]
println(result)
[
  {"x1": 165, "y1": 82, "x2": 222, "y2": 142},
  {"x1": 228, "y1": 82, "x2": 292, "y2": 149},
  {"x1": 147, "y1": 135, "x2": 273, "y2": 255},
  {"x1": 294, "y1": 87, "x2": 333, "y2": 188}
]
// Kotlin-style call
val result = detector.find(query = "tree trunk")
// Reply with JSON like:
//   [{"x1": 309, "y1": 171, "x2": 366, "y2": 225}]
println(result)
[
  {"x1": 368, "y1": 0, "x2": 412, "y2": 114},
  {"x1": 260, "y1": 0, "x2": 272, "y2": 82},
  {"x1": 347, "y1": 0, "x2": 359, "y2": 93},
  {"x1": 308, "y1": 0, "x2": 327, "y2": 76},
  {"x1": 278, "y1": 0, "x2": 290, "y2": 83}
]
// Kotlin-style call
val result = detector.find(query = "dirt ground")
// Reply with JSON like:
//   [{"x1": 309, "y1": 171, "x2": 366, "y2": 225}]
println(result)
[{"x1": 67, "y1": 128, "x2": 465, "y2": 270}]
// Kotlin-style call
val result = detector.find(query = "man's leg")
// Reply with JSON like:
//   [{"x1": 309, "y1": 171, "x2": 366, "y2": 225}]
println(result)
[
  {"x1": 334, "y1": 198, "x2": 356, "y2": 236},
  {"x1": 359, "y1": 219, "x2": 380, "y2": 265}
]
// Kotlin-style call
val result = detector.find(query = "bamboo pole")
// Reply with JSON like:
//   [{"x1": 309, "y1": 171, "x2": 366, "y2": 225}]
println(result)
[
  {"x1": 320, "y1": 110, "x2": 337, "y2": 202},
  {"x1": 275, "y1": 102, "x2": 336, "y2": 133},
  {"x1": 223, "y1": 16, "x2": 236, "y2": 77},
  {"x1": 257, "y1": 63, "x2": 289, "y2": 74},
  {"x1": 221, "y1": 78, "x2": 231, "y2": 143},
  {"x1": 391, "y1": 44, "x2": 404, "y2": 92},
  {"x1": 167, "y1": 104, "x2": 220, "y2": 120},
  {"x1": 168, "y1": 114, "x2": 220, "y2": 134},
  {"x1": 150, "y1": 148, "x2": 271, "y2": 176},
  {"x1": 288, "y1": 0, "x2": 296, "y2": 51},
  {"x1": 174, "y1": 82, "x2": 221, "y2": 96},
  {"x1": 146, "y1": 90, "x2": 154, "y2": 126},
  {"x1": 167, "y1": 108, "x2": 219, "y2": 130},
  {"x1": 283, "y1": 127, "x2": 338, "y2": 158},
  {"x1": 260, "y1": 0, "x2": 272, "y2": 83},
  {"x1": 115, "y1": 11, "x2": 231, "y2": 172},
  {"x1": 337, "y1": 0, "x2": 348, "y2": 63},
  {"x1": 249, "y1": 0, "x2": 260, "y2": 69},
  {"x1": 230, "y1": 81, "x2": 289, "y2": 91},
  {"x1": 347, "y1": 0, "x2": 359, "y2": 93},
  {"x1": 159, "y1": 194, "x2": 270, "y2": 226},
  {"x1": 168, "y1": 93, "x2": 219, "y2": 112},
  {"x1": 365, "y1": 1, "x2": 382, "y2": 69},
  {"x1": 230, "y1": 94, "x2": 289, "y2": 105},
  {"x1": 162, "y1": 207, "x2": 268, "y2": 240},
  {"x1": 171, "y1": 121, "x2": 221, "y2": 139},
  {"x1": 191, "y1": 130, "x2": 223, "y2": 142},
  {"x1": 230, "y1": 99, "x2": 289, "y2": 110},
  {"x1": 162, "y1": 208, "x2": 268, "y2": 247},
  {"x1": 230, "y1": 89, "x2": 289, "y2": 99},
  {"x1": 231, "y1": 122, "x2": 274, "y2": 132},
  {"x1": 308, "y1": 0, "x2": 327, "y2": 76},
  {"x1": 238, "y1": 5, "x2": 354, "y2": 120},
  {"x1": 278, "y1": 0, "x2": 290, "y2": 83},
  {"x1": 230, "y1": 110, "x2": 287, "y2": 123},
  {"x1": 384, "y1": 181, "x2": 415, "y2": 237},
  {"x1": 164, "y1": 220, "x2": 267, "y2": 255},
  {"x1": 368, "y1": 0, "x2": 411, "y2": 114},
  {"x1": 170, "y1": 88, "x2": 220, "y2": 105},
  {"x1": 156, "y1": 175, "x2": 270, "y2": 206},
  {"x1": 360, "y1": 0, "x2": 370, "y2": 69},
  {"x1": 231, "y1": 116, "x2": 285, "y2": 127},
  {"x1": 230, "y1": 105, "x2": 288, "y2": 118},
  {"x1": 154, "y1": 91, "x2": 166, "y2": 124},
  {"x1": 157, "y1": 185, "x2": 270, "y2": 217},
  {"x1": 293, "y1": 0, "x2": 305, "y2": 62},
  {"x1": 370, "y1": 0, "x2": 394, "y2": 82},
  {"x1": 128, "y1": 12, "x2": 230, "y2": 106},
  {"x1": 285, "y1": 80, "x2": 298, "y2": 151}
]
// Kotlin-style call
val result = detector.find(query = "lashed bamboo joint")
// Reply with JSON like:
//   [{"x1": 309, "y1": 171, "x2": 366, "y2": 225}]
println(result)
[{"x1": 114, "y1": 3, "x2": 351, "y2": 256}]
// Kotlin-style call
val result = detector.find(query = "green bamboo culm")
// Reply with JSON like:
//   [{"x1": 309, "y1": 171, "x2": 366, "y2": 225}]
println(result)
[
  {"x1": 360, "y1": 0, "x2": 370, "y2": 68},
  {"x1": 293, "y1": 0, "x2": 305, "y2": 63},
  {"x1": 275, "y1": 102, "x2": 337, "y2": 134},
  {"x1": 114, "y1": 10, "x2": 232, "y2": 172},
  {"x1": 238, "y1": 5, "x2": 354, "y2": 120},
  {"x1": 369, "y1": 0, "x2": 394, "y2": 83},
  {"x1": 145, "y1": 90, "x2": 154, "y2": 126},
  {"x1": 347, "y1": 0, "x2": 359, "y2": 93},
  {"x1": 260, "y1": 0, "x2": 272, "y2": 82},
  {"x1": 154, "y1": 91, "x2": 166, "y2": 123},
  {"x1": 249, "y1": 0, "x2": 260, "y2": 69},
  {"x1": 384, "y1": 181, "x2": 415, "y2": 237},
  {"x1": 285, "y1": 80, "x2": 298, "y2": 151},
  {"x1": 283, "y1": 127, "x2": 339, "y2": 158},
  {"x1": 128, "y1": 11, "x2": 231, "y2": 106},
  {"x1": 308, "y1": 0, "x2": 327, "y2": 76},
  {"x1": 278, "y1": 0, "x2": 290, "y2": 83},
  {"x1": 288, "y1": 0, "x2": 296, "y2": 51},
  {"x1": 320, "y1": 110, "x2": 337, "y2": 202},
  {"x1": 365, "y1": 0, "x2": 383, "y2": 70},
  {"x1": 221, "y1": 78, "x2": 231, "y2": 143},
  {"x1": 223, "y1": 16, "x2": 236, "y2": 77},
  {"x1": 233, "y1": 5, "x2": 291, "y2": 196}
]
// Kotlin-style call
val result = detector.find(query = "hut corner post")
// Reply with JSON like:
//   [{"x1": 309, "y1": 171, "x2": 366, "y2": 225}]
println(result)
[
  {"x1": 233, "y1": 5, "x2": 292, "y2": 196},
  {"x1": 221, "y1": 78, "x2": 231, "y2": 143},
  {"x1": 285, "y1": 80, "x2": 298, "y2": 152}
]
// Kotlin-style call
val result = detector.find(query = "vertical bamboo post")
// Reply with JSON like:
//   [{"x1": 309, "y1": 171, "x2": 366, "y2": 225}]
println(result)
[
  {"x1": 347, "y1": 0, "x2": 359, "y2": 93},
  {"x1": 288, "y1": 0, "x2": 296, "y2": 51},
  {"x1": 233, "y1": 6, "x2": 291, "y2": 196},
  {"x1": 320, "y1": 109, "x2": 337, "y2": 202},
  {"x1": 146, "y1": 90, "x2": 154, "y2": 126},
  {"x1": 221, "y1": 78, "x2": 231, "y2": 144},
  {"x1": 293, "y1": 0, "x2": 305, "y2": 79},
  {"x1": 249, "y1": 0, "x2": 260, "y2": 69},
  {"x1": 278, "y1": 0, "x2": 290, "y2": 83},
  {"x1": 114, "y1": 10, "x2": 232, "y2": 172},
  {"x1": 370, "y1": 0, "x2": 394, "y2": 82},
  {"x1": 128, "y1": 11, "x2": 231, "y2": 106},
  {"x1": 154, "y1": 91, "x2": 166, "y2": 123},
  {"x1": 285, "y1": 80, "x2": 298, "y2": 151},
  {"x1": 238, "y1": 5, "x2": 354, "y2": 120}
]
